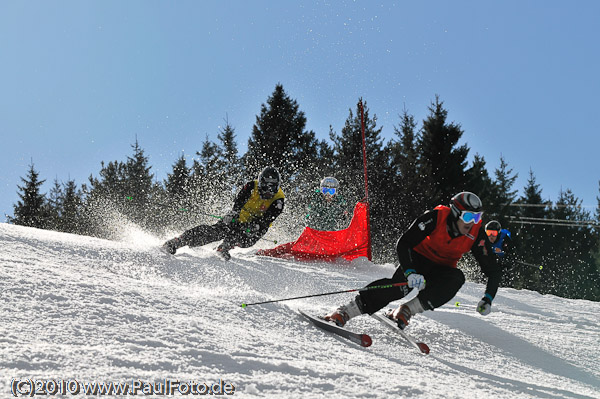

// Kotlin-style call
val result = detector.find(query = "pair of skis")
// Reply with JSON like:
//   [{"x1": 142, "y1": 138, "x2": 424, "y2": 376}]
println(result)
[{"x1": 299, "y1": 310, "x2": 430, "y2": 354}]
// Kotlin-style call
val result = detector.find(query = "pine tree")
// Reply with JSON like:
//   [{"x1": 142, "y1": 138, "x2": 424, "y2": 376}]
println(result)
[
  {"x1": 466, "y1": 154, "x2": 496, "y2": 210},
  {"x1": 199, "y1": 135, "x2": 226, "y2": 183},
  {"x1": 82, "y1": 139, "x2": 155, "y2": 237},
  {"x1": 165, "y1": 154, "x2": 191, "y2": 200},
  {"x1": 187, "y1": 137, "x2": 230, "y2": 218},
  {"x1": 330, "y1": 99, "x2": 384, "y2": 202},
  {"x1": 389, "y1": 108, "x2": 432, "y2": 231},
  {"x1": 216, "y1": 116, "x2": 242, "y2": 188},
  {"x1": 288, "y1": 137, "x2": 336, "y2": 230},
  {"x1": 316, "y1": 139, "x2": 335, "y2": 168},
  {"x1": 82, "y1": 160, "x2": 126, "y2": 238},
  {"x1": 162, "y1": 153, "x2": 193, "y2": 229},
  {"x1": 244, "y1": 84, "x2": 318, "y2": 184},
  {"x1": 510, "y1": 169, "x2": 550, "y2": 290},
  {"x1": 196, "y1": 136, "x2": 224, "y2": 183},
  {"x1": 544, "y1": 189, "x2": 597, "y2": 300},
  {"x1": 46, "y1": 178, "x2": 64, "y2": 231},
  {"x1": 124, "y1": 138, "x2": 155, "y2": 221},
  {"x1": 330, "y1": 99, "x2": 388, "y2": 259},
  {"x1": 61, "y1": 179, "x2": 83, "y2": 234},
  {"x1": 417, "y1": 95, "x2": 470, "y2": 206},
  {"x1": 241, "y1": 84, "x2": 322, "y2": 231},
  {"x1": 301, "y1": 138, "x2": 335, "y2": 191},
  {"x1": 10, "y1": 162, "x2": 48, "y2": 228},
  {"x1": 490, "y1": 155, "x2": 519, "y2": 224},
  {"x1": 85, "y1": 159, "x2": 127, "y2": 207}
]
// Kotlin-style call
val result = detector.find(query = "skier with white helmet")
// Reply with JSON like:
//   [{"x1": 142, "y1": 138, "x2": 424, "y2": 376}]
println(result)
[
  {"x1": 305, "y1": 176, "x2": 350, "y2": 231},
  {"x1": 324, "y1": 191, "x2": 502, "y2": 328},
  {"x1": 162, "y1": 166, "x2": 285, "y2": 260}
]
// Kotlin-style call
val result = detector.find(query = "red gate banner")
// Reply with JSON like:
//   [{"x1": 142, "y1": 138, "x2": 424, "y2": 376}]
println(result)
[{"x1": 256, "y1": 201, "x2": 370, "y2": 261}]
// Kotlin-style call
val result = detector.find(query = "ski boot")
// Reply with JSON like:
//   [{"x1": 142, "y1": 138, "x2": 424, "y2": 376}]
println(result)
[
  {"x1": 216, "y1": 243, "x2": 232, "y2": 261},
  {"x1": 324, "y1": 297, "x2": 364, "y2": 327},
  {"x1": 161, "y1": 237, "x2": 182, "y2": 255},
  {"x1": 387, "y1": 304, "x2": 412, "y2": 330}
]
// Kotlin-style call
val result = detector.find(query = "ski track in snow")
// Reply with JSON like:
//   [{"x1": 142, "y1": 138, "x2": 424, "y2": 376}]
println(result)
[{"x1": 0, "y1": 223, "x2": 598, "y2": 399}]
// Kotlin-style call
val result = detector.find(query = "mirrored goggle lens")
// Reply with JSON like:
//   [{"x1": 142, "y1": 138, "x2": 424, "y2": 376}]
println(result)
[
  {"x1": 321, "y1": 187, "x2": 336, "y2": 195},
  {"x1": 460, "y1": 211, "x2": 483, "y2": 224},
  {"x1": 486, "y1": 229, "x2": 498, "y2": 237}
]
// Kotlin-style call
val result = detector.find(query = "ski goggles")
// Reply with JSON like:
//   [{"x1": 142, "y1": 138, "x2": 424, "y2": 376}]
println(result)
[
  {"x1": 458, "y1": 210, "x2": 483, "y2": 224},
  {"x1": 264, "y1": 183, "x2": 278, "y2": 192},
  {"x1": 321, "y1": 187, "x2": 337, "y2": 195},
  {"x1": 259, "y1": 183, "x2": 278, "y2": 197},
  {"x1": 486, "y1": 230, "x2": 499, "y2": 237}
]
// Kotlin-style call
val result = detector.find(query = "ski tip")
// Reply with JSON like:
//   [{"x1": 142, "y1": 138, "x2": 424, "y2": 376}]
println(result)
[
  {"x1": 241, "y1": 303, "x2": 247, "y2": 309},
  {"x1": 361, "y1": 334, "x2": 373, "y2": 347},
  {"x1": 418, "y1": 342, "x2": 430, "y2": 354}
]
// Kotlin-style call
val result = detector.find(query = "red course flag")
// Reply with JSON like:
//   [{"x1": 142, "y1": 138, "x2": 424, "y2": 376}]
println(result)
[{"x1": 256, "y1": 201, "x2": 370, "y2": 262}]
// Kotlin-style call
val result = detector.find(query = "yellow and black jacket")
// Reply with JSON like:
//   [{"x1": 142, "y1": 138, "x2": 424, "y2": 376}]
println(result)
[{"x1": 231, "y1": 180, "x2": 285, "y2": 234}]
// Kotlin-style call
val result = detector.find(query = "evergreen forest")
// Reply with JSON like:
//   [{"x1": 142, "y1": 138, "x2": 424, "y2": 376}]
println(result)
[{"x1": 9, "y1": 84, "x2": 600, "y2": 302}]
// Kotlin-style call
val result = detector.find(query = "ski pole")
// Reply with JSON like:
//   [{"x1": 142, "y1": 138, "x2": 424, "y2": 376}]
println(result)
[
  {"x1": 241, "y1": 282, "x2": 408, "y2": 308},
  {"x1": 199, "y1": 212, "x2": 226, "y2": 220},
  {"x1": 454, "y1": 301, "x2": 492, "y2": 314},
  {"x1": 516, "y1": 260, "x2": 543, "y2": 270},
  {"x1": 452, "y1": 302, "x2": 477, "y2": 310}
]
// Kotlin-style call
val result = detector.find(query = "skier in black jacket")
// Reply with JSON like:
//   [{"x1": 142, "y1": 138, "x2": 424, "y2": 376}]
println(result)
[
  {"x1": 162, "y1": 166, "x2": 284, "y2": 260},
  {"x1": 325, "y1": 192, "x2": 502, "y2": 329}
]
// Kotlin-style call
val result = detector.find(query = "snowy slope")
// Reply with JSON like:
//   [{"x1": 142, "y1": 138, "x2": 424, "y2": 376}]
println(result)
[{"x1": 0, "y1": 223, "x2": 598, "y2": 399}]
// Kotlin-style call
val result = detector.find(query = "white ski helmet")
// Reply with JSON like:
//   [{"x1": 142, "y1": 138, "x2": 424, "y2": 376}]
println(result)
[
  {"x1": 320, "y1": 176, "x2": 340, "y2": 189},
  {"x1": 450, "y1": 191, "x2": 483, "y2": 220}
]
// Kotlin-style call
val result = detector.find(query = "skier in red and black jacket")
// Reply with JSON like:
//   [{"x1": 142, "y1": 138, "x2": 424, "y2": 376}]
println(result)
[{"x1": 324, "y1": 191, "x2": 502, "y2": 329}]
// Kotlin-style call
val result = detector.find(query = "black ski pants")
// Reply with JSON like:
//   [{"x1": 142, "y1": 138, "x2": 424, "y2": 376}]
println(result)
[
  {"x1": 359, "y1": 255, "x2": 465, "y2": 314},
  {"x1": 179, "y1": 221, "x2": 261, "y2": 249}
]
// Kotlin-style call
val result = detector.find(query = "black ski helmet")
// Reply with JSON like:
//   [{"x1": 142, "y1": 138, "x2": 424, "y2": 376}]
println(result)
[
  {"x1": 258, "y1": 166, "x2": 281, "y2": 199},
  {"x1": 485, "y1": 220, "x2": 501, "y2": 232},
  {"x1": 450, "y1": 191, "x2": 483, "y2": 219}
]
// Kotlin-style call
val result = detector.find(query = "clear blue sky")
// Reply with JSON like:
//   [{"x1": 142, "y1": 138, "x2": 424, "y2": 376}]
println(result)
[{"x1": 2, "y1": 1, "x2": 599, "y2": 223}]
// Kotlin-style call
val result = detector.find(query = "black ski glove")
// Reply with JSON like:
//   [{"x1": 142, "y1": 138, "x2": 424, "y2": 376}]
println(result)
[
  {"x1": 223, "y1": 211, "x2": 238, "y2": 225},
  {"x1": 477, "y1": 294, "x2": 493, "y2": 316},
  {"x1": 244, "y1": 222, "x2": 261, "y2": 238}
]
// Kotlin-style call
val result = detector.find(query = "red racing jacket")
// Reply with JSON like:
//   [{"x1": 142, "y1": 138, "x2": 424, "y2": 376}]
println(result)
[
  {"x1": 413, "y1": 206, "x2": 480, "y2": 267},
  {"x1": 396, "y1": 205, "x2": 501, "y2": 299}
]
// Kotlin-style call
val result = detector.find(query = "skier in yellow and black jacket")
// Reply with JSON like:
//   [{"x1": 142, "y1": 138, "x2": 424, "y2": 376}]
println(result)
[{"x1": 162, "y1": 166, "x2": 284, "y2": 260}]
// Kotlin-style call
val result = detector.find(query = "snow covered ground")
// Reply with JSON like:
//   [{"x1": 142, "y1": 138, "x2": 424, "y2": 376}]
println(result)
[{"x1": 1, "y1": 222, "x2": 598, "y2": 398}]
